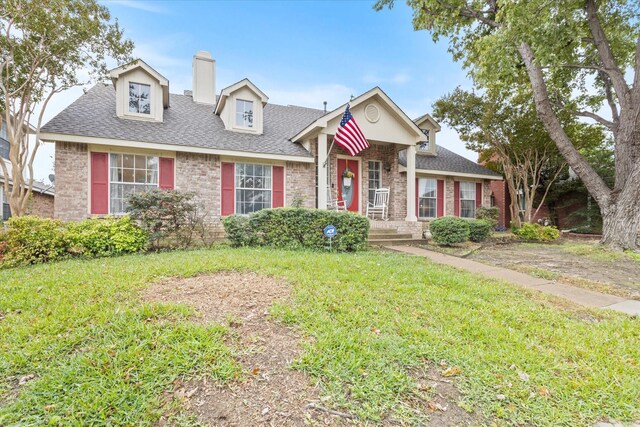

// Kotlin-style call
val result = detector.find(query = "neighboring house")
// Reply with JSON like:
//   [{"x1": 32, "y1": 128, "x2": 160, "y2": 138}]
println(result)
[
  {"x1": 489, "y1": 180, "x2": 551, "y2": 228},
  {"x1": 0, "y1": 119, "x2": 55, "y2": 220},
  {"x1": 41, "y1": 51, "x2": 501, "y2": 237}
]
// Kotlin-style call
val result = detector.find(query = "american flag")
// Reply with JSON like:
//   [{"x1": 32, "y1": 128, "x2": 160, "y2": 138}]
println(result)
[{"x1": 333, "y1": 104, "x2": 369, "y2": 156}]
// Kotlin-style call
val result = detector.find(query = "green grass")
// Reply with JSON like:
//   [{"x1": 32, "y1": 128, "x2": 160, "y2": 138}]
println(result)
[
  {"x1": 558, "y1": 242, "x2": 640, "y2": 263},
  {"x1": 1, "y1": 248, "x2": 640, "y2": 426}
]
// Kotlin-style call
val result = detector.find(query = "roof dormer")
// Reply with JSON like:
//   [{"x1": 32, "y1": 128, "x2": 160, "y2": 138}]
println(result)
[
  {"x1": 214, "y1": 78, "x2": 268, "y2": 135},
  {"x1": 414, "y1": 113, "x2": 441, "y2": 156},
  {"x1": 109, "y1": 59, "x2": 169, "y2": 122}
]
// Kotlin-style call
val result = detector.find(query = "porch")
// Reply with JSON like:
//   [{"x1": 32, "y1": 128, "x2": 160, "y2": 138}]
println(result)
[{"x1": 368, "y1": 219, "x2": 425, "y2": 245}]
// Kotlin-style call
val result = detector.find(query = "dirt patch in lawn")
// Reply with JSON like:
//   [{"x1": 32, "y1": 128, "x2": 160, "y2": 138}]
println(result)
[
  {"x1": 144, "y1": 272, "x2": 355, "y2": 426},
  {"x1": 469, "y1": 238, "x2": 640, "y2": 299}
]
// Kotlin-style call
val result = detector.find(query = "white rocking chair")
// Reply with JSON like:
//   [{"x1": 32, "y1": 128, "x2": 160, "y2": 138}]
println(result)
[
  {"x1": 327, "y1": 188, "x2": 346, "y2": 211},
  {"x1": 366, "y1": 188, "x2": 390, "y2": 220}
]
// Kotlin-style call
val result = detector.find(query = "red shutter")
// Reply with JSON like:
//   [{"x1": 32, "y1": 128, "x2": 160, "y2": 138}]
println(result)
[
  {"x1": 476, "y1": 182, "x2": 482, "y2": 209},
  {"x1": 272, "y1": 165, "x2": 284, "y2": 208},
  {"x1": 159, "y1": 157, "x2": 175, "y2": 190},
  {"x1": 415, "y1": 178, "x2": 419, "y2": 217},
  {"x1": 90, "y1": 152, "x2": 109, "y2": 215},
  {"x1": 454, "y1": 181, "x2": 460, "y2": 217},
  {"x1": 221, "y1": 162, "x2": 235, "y2": 216},
  {"x1": 436, "y1": 179, "x2": 444, "y2": 217}
]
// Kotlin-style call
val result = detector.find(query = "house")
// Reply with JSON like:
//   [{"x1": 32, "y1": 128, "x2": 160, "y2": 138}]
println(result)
[
  {"x1": 0, "y1": 118, "x2": 55, "y2": 220},
  {"x1": 40, "y1": 51, "x2": 501, "y2": 237}
]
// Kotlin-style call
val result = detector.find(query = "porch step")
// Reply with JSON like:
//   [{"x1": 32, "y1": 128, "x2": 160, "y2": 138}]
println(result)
[
  {"x1": 369, "y1": 238, "x2": 424, "y2": 246},
  {"x1": 368, "y1": 228, "x2": 399, "y2": 235},
  {"x1": 368, "y1": 232, "x2": 414, "y2": 240}
]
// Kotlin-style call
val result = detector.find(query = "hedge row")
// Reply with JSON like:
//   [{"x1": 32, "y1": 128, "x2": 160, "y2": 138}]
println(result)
[
  {"x1": 0, "y1": 216, "x2": 148, "y2": 267},
  {"x1": 223, "y1": 208, "x2": 369, "y2": 251},
  {"x1": 429, "y1": 216, "x2": 493, "y2": 246}
]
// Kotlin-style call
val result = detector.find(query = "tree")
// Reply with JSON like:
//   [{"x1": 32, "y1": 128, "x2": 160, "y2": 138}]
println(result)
[
  {"x1": 433, "y1": 87, "x2": 603, "y2": 227},
  {"x1": 1, "y1": 0, "x2": 133, "y2": 216},
  {"x1": 375, "y1": 0, "x2": 640, "y2": 250}
]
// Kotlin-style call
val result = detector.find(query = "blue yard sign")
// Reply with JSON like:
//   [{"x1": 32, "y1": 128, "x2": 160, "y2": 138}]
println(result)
[{"x1": 323, "y1": 224, "x2": 337, "y2": 238}]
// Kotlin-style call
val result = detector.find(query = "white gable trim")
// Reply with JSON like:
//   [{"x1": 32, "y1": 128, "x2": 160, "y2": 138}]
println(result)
[
  {"x1": 399, "y1": 164, "x2": 503, "y2": 180},
  {"x1": 414, "y1": 113, "x2": 442, "y2": 132},
  {"x1": 214, "y1": 78, "x2": 269, "y2": 115},
  {"x1": 291, "y1": 87, "x2": 429, "y2": 144},
  {"x1": 109, "y1": 59, "x2": 169, "y2": 86}
]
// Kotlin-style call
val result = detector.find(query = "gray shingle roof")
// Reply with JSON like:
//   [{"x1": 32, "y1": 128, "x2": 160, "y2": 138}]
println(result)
[
  {"x1": 42, "y1": 84, "x2": 324, "y2": 158},
  {"x1": 399, "y1": 146, "x2": 502, "y2": 178}
]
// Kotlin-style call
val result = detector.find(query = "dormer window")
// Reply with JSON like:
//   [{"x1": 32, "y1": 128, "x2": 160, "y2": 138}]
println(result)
[
  {"x1": 236, "y1": 99, "x2": 254, "y2": 128},
  {"x1": 419, "y1": 129, "x2": 430, "y2": 151},
  {"x1": 128, "y1": 82, "x2": 151, "y2": 115}
]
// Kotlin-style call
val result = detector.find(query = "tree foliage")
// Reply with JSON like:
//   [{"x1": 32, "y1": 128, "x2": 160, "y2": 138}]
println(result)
[
  {"x1": 0, "y1": 0, "x2": 133, "y2": 215},
  {"x1": 376, "y1": 0, "x2": 640, "y2": 249}
]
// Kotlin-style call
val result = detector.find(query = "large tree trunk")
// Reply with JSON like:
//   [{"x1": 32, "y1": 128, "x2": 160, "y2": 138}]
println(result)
[{"x1": 600, "y1": 165, "x2": 640, "y2": 249}]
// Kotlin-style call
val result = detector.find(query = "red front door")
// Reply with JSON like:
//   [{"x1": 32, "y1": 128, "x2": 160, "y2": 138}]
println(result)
[{"x1": 337, "y1": 158, "x2": 359, "y2": 212}]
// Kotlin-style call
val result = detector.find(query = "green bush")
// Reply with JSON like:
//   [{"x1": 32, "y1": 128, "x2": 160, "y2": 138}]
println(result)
[
  {"x1": 1, "y1": 216, "x2": 68, "y2": 266},
  {"x1": 513, "y1": 223, "x2": 560, "y2": 242},
  {"x1": 476, "y1": 206, "x2": 499, "y2": 228},
  {"x1": 0, "y1": 215, "x2": 148, "y2": 268},
  {"x1": 66, "y1": 216, "x2": 148, "y2": 257},
  {"x1": 429, "y1": 216, "x2": 470, "y2": 246},
  {"x1": 469, "y1": 219, "x2": 493, "y2": 242},
  {"x1": 223, "y1": 208, "x2": 369, "y2": 251}
]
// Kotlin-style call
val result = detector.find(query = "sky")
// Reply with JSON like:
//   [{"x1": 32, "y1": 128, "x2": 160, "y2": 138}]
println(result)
[{"x1": 35, "y1": 0, "x2": 477, "y2": 183}]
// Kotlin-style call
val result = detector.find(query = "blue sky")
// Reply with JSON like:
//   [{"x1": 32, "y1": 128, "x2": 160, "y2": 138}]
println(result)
[{"x1": 37, "y1": 0, "x2": 476, "y2": 182}]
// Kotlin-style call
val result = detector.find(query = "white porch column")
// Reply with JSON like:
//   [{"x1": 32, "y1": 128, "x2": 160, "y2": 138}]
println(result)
[
  {"x1": 317, "y1": 133, "x2": 328, "y2": 209},
  {"x1": 405, "y1": 144, "x2": 417, "y2": 221}
]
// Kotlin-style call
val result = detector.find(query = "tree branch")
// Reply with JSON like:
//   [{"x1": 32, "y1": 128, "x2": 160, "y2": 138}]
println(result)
[{"x1": 574, "y1": 110, "x2": 615, "y2": 129}]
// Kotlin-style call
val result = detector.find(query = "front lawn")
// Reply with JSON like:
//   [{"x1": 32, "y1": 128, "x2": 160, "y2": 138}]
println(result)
[{"x1": 1, "y1": 248, "x2": 639, "y2": 426}]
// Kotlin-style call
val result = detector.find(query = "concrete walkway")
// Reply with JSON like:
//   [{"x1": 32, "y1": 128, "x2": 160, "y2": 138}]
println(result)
[{"x1": 386, "y1": 245, "x2": 640, "y2": 316}]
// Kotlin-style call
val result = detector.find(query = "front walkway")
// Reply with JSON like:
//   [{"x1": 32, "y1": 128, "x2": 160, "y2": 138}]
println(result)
[{"x1": 387, "y1": 245, "x2": 640, "y2": 316}]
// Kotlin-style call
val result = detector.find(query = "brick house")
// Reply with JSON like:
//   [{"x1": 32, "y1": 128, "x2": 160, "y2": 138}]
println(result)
[
  {"x1": 41, "y1": 51, "x2": 501, "y2": 236},
  {"x1": 1, "y1": 119, "x2": 55, "y2": 220}
]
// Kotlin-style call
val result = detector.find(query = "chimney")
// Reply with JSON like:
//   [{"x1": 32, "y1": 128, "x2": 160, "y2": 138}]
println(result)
[{"x1": 192, "y1": 50, "x2": 216, "y2": 105}]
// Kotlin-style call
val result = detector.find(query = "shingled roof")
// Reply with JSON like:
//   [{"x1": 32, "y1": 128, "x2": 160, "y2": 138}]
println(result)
[
  {"x1": 399, "y1": 146, "x2": 502, "y2": 178},
  {"x1": 42, "y1": 84, "x2": 323, "y2": 158}
]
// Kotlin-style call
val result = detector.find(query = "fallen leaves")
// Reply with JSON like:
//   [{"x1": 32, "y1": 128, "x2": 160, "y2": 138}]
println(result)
[{"x1": 442, "y1": 366, "x2": 462, "y2": 377}]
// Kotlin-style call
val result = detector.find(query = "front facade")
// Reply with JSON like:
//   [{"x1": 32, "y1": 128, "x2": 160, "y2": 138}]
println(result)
[{"x1": 41, "y1": 51, "x2": 501, "y2": 231}]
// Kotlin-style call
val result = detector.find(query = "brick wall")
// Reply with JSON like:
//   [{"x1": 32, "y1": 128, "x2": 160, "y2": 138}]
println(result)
[
  {"x1": 54, "y1": 141, "x2": 88, "y2": 220},
  {"x1": 175, "y1": 152, "x2": 220, "y2": 224},
  {"x1": 28, "y1": 192, "x2": 54, "y2": 218},
  {"x1": 285, "y1": 161, "x2": 315, "y2": 208}
]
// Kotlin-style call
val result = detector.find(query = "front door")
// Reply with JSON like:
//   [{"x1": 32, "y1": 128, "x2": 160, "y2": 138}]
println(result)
[{"x1": 337, "y1": 158, "x2": 359, "y2": 212}]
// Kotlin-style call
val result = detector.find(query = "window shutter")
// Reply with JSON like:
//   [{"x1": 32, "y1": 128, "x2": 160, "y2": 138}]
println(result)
[
  {"x1": 476, "y1": 182, "x2": 482, "y2": 208},
  {"x1": 221, "y1": 162, "x2": 235, "y2": 216},
  {"x1": 454, "y1": 181, "x2": 460, "y2": 217},
  {"x1": 436, "y1": 179, "x2": 444, "y2": 217},
  {"x1": 272, "y1": 165, "x2": 284, "y2": 208},
  {"x1": 415, "y1": 178, "x2": 419, "y2": 217},
  {"x1": 159, "y1": 157, "x2": 175, "y2": 190},
  {"x1": 90, "y1": 152, "x2": 109, "y2": 215}
]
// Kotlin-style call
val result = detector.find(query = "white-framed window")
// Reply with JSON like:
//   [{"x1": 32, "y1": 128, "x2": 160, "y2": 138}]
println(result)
[
  {"x1": 418, "y1": 178, "x2": 437, "y2": 219},
  {"x1": 235, "y1": 99, "x2": 254, "y2": 128},
  {"x1": 419, "y1": 129, "x2": 430, "y2": 151},
  {"x1": 235, "y1": 163, "x2": 271, "y2": 214},
  {"x1": 0, "y1": 121, "x2": 9, "y2": 160},
  {"x1": 109, "y1": 153, "x2": 158, "y2": 214},
  {"x1": 0, "y1": 185, "x2": 10, "y2": 221},
  {"x1": 460, "y1": 181, "x2": 476, "y2": 218},
  {"x1": 128, "y1": 82, "x2": 151, "y2": 115},
  {"x1": 368, "y1": 160, "x2": 381, "y2": 203}
]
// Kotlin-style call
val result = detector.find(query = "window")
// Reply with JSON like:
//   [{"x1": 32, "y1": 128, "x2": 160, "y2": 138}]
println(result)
[
  {"x1": 235, "y1": 163, "x2": 271, "y2": 214},
  {"x1": 128, "y1": 82, "x2": 151, "y2": 114},
  {"x1": 368, "y1": 161, "x2": 381, "y2": 203},
  {"x1": 419, "y1": 129, "x2": 430, "y2": 152},
  {"x1": 0, "y1": 122, "x2": 9, "y2": 160},
  {"x1": 109, "y1": 153, "x2": 158, "y2": 214},
  {"x1": 460, "y1": 181, "x2": 476, "y2": 218},
  {"x1": 235, "y1": 99, "x2": 254, "y2": 128},
  {"x1": 418, "y1": 178, "x2": 437, "y2": 218},
  {"x1": 0, "y1": 186, "x2": 10, "y2": 221}
]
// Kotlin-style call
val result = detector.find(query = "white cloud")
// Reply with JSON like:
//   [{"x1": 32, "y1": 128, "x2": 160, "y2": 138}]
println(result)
[
  {"x1": 104, "y1": 0, "x2": 168, "y2": 14},
  {"x1": 436, "y1": 125, "x2": 478, "y2": 161},
  {"x1": 265, "y1": 83, "x2": 356, "y2": 111}
]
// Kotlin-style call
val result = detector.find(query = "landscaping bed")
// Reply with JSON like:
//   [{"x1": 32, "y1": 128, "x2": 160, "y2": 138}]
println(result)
[{"x1": 1, "y1": 248, "x2": 639, "y2": 426}]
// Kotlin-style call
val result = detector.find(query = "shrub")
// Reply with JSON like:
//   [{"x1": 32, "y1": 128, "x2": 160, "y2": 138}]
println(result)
[
  {"x1": 513, "y1": 223, "x2": 560, "y2": 242},
  {"x1": 1, "y1": 216, "x2": 68, "y2": 266},
  {"x1": 476, "y1": 206, "x2": 499, "y2": 228},
  {"x1": 469, "y1": 219, "x2": 493, "y2": 242},
  {"x1": 223, "y1": 208, "x2": 369, "y2": 251},
  {"x1": 429, "y1": 216, "x2": 470, "y2": 246},
  {"x1": 127, "y1": 190, "x2": 208, "y2": 249},
  {"x1": 66, "y1": 216, "x2": 148, "y2": 257}
]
